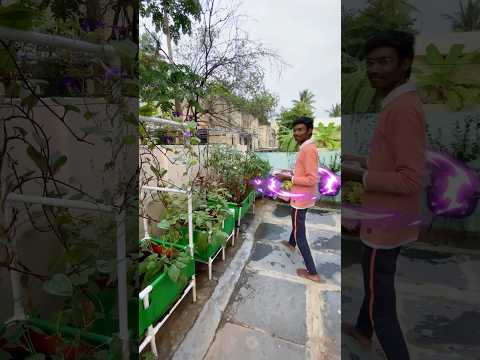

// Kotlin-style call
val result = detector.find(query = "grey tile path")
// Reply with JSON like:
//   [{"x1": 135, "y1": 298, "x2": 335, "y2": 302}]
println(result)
[
  {"x1": 342, "y1": 236, "x2": 480, "y2": 360},
  {"x1": 204, "y1": 202, "x2": 341, "y2": 360}
]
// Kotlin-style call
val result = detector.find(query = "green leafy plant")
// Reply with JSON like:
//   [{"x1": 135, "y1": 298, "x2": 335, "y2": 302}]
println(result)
[
  {"x1": 155, "y1": 189, "x2": 230, "y2": 257},
  {"x1": 282, "y1": 180, "x2": 293, "y2": 191},
  {"x1": 415, "y1": 43, "x2": 480, "y2": 110},
  {"x1": 341, "y1": 60, "x2": 379, "y2": 114},
  {"x1": 139, "y1": 241, "x2": 192, "y2": 288},
  {"x1": 342, "y1": 181, "x2": 364, "y2": 205},
  {"x1": 277, "y1": 125, "x2": 298, "y2": 152},
  {"x1": 321, "y1": 153, "x2": 341, "y2": 173},
  {"x1": 314, "y1": 122, "x2": 341, "y2": 150},
  {"x1": 206, "y1": 146, "x2": 271, "y2": 203}
]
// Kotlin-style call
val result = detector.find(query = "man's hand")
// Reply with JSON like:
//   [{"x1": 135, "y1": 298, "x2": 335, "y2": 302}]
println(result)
[
  {"x1": 342, "y1": 154, "x2": 368, "y2": 169},
  {"x1": 342, "y1": 163, "x2": 366, "y2": 183},
  {"x1": 275, "y1": 172, "x2": 292, "y2": 181}
]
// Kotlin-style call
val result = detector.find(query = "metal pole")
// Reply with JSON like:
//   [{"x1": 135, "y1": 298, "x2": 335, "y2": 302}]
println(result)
[
  {"x1": 140, "y1": 116, "x2": 188, "y2": 129},
  {"x1": 6, "y1": 193, "x2": 113, "y2": 212},
  {"x1": 0, "y1": 26, "x2": 116, "y2": 59},
  {"x1": 187, "y1": 188, "x2": 193, "y2": 257},
  {"x1": 142, "y1": 185, "x2": 186, "y2": 194},
  {"x1": 115, "y1": 210, "x2": 130, "y2": 359}
]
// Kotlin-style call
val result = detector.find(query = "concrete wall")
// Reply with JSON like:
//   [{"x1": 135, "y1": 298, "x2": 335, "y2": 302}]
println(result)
[{"x1": 1, "y1": 97, "x2": 137, "y2": 322}]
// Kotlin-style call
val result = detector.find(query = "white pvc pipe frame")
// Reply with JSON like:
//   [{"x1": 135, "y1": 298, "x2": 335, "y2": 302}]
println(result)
[
  {"x1": 139, "y1": 116, "x2": 197, "y2": 357},
  {"x1": 139, "y1": 185, "x2": 196, "y2": 357},
  {"x1": 4, "y1": 194, "x2": 128, "y2": 348},
  {"x1": 0, "y1": 26, "x2": 129, "y2": 358}
]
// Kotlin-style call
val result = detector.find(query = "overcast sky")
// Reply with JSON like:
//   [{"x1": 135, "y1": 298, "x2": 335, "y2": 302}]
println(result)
[{"x1": 236, "y1": 0, "x2": 341, "y2": 118}]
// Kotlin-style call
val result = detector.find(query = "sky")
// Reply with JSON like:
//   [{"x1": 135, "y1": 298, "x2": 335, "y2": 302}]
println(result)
[{"x1": 237, "y1": 0, "x2": 341, "y2": 118}]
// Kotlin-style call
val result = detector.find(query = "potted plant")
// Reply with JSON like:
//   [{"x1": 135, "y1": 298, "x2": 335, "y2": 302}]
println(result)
[
  {"x1": 138, "y1": 239, "x2": 195, "y2": 337},
  {"x1": 155, "y1": 191, "x2": 230, "y2": 262},
  {"x1": 206, "y1": 146, "x2": 269, "y2": 222}
]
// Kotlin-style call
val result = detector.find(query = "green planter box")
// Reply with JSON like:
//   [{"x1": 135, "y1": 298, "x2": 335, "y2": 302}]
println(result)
[
  {"x1": 139, "y1": 242, "x2": 195, "y2": 336},
  {"x1": 226, "y1": 202, "x2": 240, "y2": 224},
  {"x1": 178, "y1": 227, "x2": 224, "y2": 262},
  {"x1": 17, "y1": 276, "x2": 142, "y2": 357},
  {"x1": 223, "y1": 208, "x2": 236, "y2": 235}
]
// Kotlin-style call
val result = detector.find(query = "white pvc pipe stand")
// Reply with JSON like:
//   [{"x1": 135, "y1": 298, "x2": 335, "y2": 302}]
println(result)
[{"x1": 139, "y1": 185, "x2": 196, "y2": 357}]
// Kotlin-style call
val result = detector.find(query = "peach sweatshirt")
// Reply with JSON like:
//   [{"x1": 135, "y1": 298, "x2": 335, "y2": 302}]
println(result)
[
  {"x1": 291, "y1": 139, "x2": 319, "y2": 209},
  {"x1": 361, "y1": 83, "x2": 426, "y2": 248}
]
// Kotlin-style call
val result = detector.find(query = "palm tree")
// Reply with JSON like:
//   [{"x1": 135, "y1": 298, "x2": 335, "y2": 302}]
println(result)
[
  {"x1": 293, "y1": 89, "x2": 315, "y2": 109},
  {"x1": 326, "y1": 103, "x2": 341, "y2": 117},
  {"x1": 443, "y1": 0, "x2": 480, "y2": 32}
]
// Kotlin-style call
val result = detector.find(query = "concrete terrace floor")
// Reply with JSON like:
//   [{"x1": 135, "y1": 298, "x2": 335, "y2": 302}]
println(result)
[
  {"x1": 204, "y1": 201, "x2": 341, "y2": 360},
  {"x1": 342, "y1": 235, "x2": 480, "y2": 359}
]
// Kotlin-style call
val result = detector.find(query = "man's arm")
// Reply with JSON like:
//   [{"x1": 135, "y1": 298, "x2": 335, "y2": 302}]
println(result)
[
  {"x1": 342, "y1": 154, "x2": 368, "y2": 169},
  {"x1": 292, "y1": 148, "x2": 319, "y2": 186},
  {"x1": 364, "y1": 106, "x2": 425, "y2": 195}
]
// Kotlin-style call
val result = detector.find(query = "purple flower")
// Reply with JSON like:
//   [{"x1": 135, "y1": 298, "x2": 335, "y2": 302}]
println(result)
[
  {"x1": 59, "y1": 76, "x2": 81, "y2": 93},
  {"x1": 104, "y1": 66, "x2": 122, "y2": 80},
  {"x1": 183, "y1": 130, "x2": 192, "y2": 138},
  {"x1": 111, "y1": 25, "x2": 128, "y2": 38},
  {"x1": 80, "y1": 18, "x2": 105, "y2": 32}
]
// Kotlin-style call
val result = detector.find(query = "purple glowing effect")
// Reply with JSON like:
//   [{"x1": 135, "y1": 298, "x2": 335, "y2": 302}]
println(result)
[
  {"x1": 426, "y1": 150, "x2": 479, "y2": 218},
  {"x1": 251, "y1": 176, "x2": 308, "y2": 200},
  {"x1": 251, "y1": 166, "x2": 340, "y2": 200},
  {"x1": 341, "y1": 150, "x2": 480, "y2": 226},
  {"x1": 318, "y1": 167, "x2": 341, "y2": 196}
]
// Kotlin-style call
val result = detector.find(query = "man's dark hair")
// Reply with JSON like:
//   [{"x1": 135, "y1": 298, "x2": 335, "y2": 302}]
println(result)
[
  {"x1": 365, "y1": 30, "x2": 415, "y2": 79},
  {"x1": 292, "y1": 116, "x2": 314, "y2": 130}
]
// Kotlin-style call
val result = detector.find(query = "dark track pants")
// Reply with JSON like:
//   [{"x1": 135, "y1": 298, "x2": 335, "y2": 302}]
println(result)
[
  {"x1": 289, "y1": 207, "x2": 317, "y2": 275},
  {"x1": 355, "y1": 244, "x2": 410, "y2": 360}
]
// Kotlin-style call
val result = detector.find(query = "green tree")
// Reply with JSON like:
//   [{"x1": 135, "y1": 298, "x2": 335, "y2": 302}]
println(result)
[
  {"x1": 208, "y1": 82, "x2": 278, "y2": 125},
  {"x1": 139, "y1": 31, "x2": 203, "y2": 116},
  {"x1": 293, "y1": 89, "x2": 315, "y2": 109},
  {"x1": 341, "y1": 0, "x2": 418, "y2": 114},
  {"x1": 140, "y1": 0, "x2": 202, "y2": 44},
  {"x1": 276, "y1": 89, "x2": 316, "y2": 151},
  {"x1": 342, "y1": 0, "x2": 419, "y2": 61},
  {"x1": 443, "y1": 0, "x2": 480, "y2": 32},
  {"x1": 326, "y1": 103, "x2": 341, "y2": 117}
]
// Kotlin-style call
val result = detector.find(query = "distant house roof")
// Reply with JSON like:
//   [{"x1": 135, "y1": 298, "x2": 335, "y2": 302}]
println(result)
[{"x1": 314, "y1": 117, "x2": 341, "y2": 127}]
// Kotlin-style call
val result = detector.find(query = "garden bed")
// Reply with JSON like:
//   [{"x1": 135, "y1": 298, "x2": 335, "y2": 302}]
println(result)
[{"x1": 139, "y1": 242, "x2": 195, "y2": 337}]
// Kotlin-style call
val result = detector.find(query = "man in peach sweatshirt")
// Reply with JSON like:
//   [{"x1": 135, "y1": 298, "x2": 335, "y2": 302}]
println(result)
[
  {"x1": 276, "y1": 116, "x2": 322, "y2": 283},
  {"x1": 341, "y1": 31, "x2": 426, "y2": 360}
]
